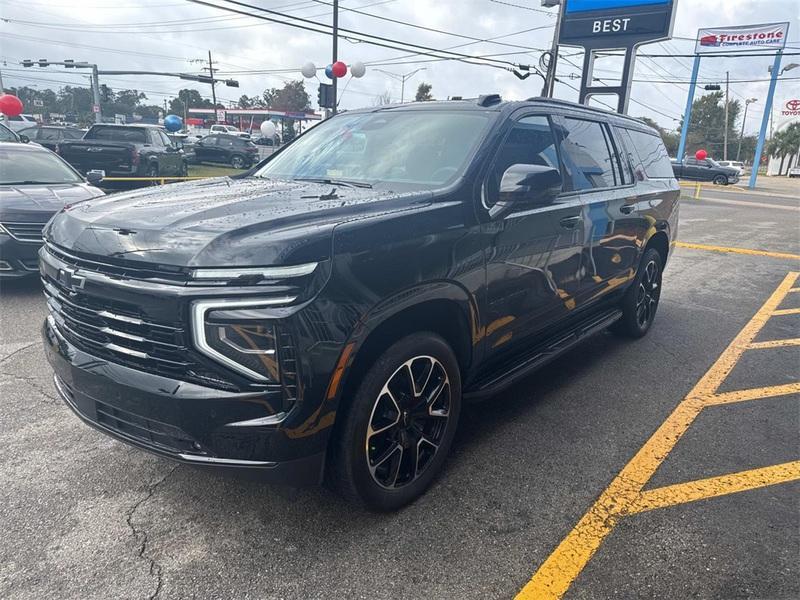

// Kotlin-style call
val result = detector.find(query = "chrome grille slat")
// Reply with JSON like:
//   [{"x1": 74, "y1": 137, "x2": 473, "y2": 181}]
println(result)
[{"x1": 1, "y1": 221, "x2": 45, "y2": 243}]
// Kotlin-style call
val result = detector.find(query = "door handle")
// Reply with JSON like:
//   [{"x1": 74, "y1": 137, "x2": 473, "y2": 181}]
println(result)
[
  {"x1": 620, "y1": 203, "x2": 636, "y2": 214},
  {"x1": 559, "y1": 215, "x2": 582, "y2": 229}
]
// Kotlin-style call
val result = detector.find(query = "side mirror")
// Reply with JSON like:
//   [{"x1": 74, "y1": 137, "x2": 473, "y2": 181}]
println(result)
[
  {"x1": 490, "y1": 164, "x2": 561, "y2": 218},
  {"x1": 19, "y1": 134, "x2": 30, "y2": 143},
  {"x1": 86, "y1": 169, "x2": 105, "y2": 185}
]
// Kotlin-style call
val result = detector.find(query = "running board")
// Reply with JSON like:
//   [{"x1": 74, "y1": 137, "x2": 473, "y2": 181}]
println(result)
[{"x1": 463, "y1": 309, "x2": 623, "y2": 401}]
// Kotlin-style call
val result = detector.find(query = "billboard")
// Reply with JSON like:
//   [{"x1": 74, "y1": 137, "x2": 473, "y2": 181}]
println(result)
[
  {"x1": 695, "y1": 22, "x2": 789, "y2": 53},
  {"x1": 560, "y1": 0, "x2": 676, "y2": 49}
]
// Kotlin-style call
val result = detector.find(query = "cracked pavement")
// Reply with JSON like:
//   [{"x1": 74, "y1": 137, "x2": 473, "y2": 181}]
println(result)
[{"x1": 0, "y1": 191, "x2": 798, "y2": 599}]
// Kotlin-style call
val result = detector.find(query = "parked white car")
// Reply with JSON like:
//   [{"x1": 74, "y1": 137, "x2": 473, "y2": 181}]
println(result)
[
  {"x1": 788, "y1": 165, "x2": 800, "y2": 178},
  {"x1": 209, "y1": 124, "x2": 250, "y2": 139},
  {"x1": 4, "y1": 113, "x2": 38, "y2": 132},
  {"x1": 717, "y1": 160, "x2": 745, "y2": 176}
]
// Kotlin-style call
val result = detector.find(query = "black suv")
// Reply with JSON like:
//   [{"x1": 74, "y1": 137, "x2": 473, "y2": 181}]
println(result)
[
  {"x1": 41, "y1": 97, "x2": 679, "y2": 510},
  {"x1": 192, "y1": 133, "x2": 260, "y2": 168}
]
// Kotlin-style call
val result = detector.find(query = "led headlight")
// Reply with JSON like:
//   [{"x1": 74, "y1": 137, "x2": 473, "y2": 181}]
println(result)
[{"x1": 191, "y1": 297, "x2": 294, "y2": 381}]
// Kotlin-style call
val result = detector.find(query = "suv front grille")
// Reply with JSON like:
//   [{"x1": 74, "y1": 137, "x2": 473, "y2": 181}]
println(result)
[{"x1": 2, "y1": 222, "x2": 45, "y2": 243}]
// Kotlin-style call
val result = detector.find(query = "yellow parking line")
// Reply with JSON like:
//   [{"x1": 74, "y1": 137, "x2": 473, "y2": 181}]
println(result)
[
  {"x1": 675, "y1": 242, "x2": 800, "y2": 261},
  {"x1": 629, "y1": 461, "x2": 800, "y2": 514},
  {"x1": 704, "y1": 383, "x2": 800, "y2": 406},
  {"x1": 789, "y1": 288, "x2": 800, "y2": 293},
  {"x1": 747, "y1": 338, "x2": 800, "y2": 350},
  {"x1": 773, "y1": 307, "x2": 800, "y2": 316},
  {"x1": 515, "y1": 271, "x2": 799, "y2": 600}
]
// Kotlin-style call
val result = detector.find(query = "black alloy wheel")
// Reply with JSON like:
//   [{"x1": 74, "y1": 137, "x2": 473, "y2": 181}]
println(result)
[
  {"x1": 612, "y1": 247, "x2": 663, "y2": 338},
  {"x1": 328, "y1": 332, "x2": 461, "y2": 511},
  {"x1": 713, "y1": 174, "x2": 728, "y2": 185},
  {"x1": 635, "y1": 258, "x2": 660, "y2": 330},
  {"x1": 231, "y1": 155, "x2": 245, "y2": 169},
  {"x1": 366, "y1": 355, "x2": 451, "y2": 489}
]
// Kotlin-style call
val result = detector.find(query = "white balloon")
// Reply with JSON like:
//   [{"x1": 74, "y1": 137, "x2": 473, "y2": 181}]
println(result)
[
  {"x1": 260, "y1": 121, "x2": 277, "y2": 138},
  {"x1": 300, "y1": 61, "x2": 317, "y2": 78},
  {"x1": 350, "y1": 61, "x2": 366, "y2": 78}
]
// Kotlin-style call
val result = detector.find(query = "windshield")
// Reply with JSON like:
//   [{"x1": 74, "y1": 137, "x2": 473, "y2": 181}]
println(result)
[
  {"x1": 255, "y1": 110, "x2": 494, "y2": 190},
  {"x1": 0, "y1": 148, "x2": 84, "y2": 185}
]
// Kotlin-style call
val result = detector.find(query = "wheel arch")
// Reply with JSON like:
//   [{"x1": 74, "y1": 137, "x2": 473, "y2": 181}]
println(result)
[
  {"x1": 331, "y1": 284, "x2": 478, "y2": 415},
  {"x1": 644, "y1": 230, "x2": 670, "y2": 266}
]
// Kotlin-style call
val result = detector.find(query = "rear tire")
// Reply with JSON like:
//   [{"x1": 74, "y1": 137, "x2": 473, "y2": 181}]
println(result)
[
  {"x1": 612, "y1": 248, "x2": 663, "y2": 339},
  {"x1": 713, "y1": 174, "x2": 728, "y2": 185},
  {"x1": 231, "y1": 155, "x2": 246, "y2": 169},
  {"x1": 328, "y1": 332, "x2": 461, "y2": 511}
]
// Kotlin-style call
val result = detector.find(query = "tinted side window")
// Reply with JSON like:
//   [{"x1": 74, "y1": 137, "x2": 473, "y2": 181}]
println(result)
[
  {"x1": 157, "y1": 131, "x2": 173, "y2": 147},
  {"x1": 486, "y1": 115, "x2": 561, "y2": 206},
  {"x1": 624, "y1": 128, "x2": 674, "y2": 178},
  {"x1": 559, "y1": 118, "x2": 617, "y2": 191},
  {"x1": 39, "y1": 128, "x2": 61, "y2": 141}
]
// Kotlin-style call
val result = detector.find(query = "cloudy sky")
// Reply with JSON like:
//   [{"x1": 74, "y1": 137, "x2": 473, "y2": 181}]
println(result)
[{"x1": 2, "y1": 0, "x2": 799, "y2": 132}]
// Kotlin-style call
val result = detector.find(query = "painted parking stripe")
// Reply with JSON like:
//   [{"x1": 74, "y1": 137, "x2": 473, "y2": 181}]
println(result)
[
  {"x1": 675, "y1": 242, "x2": 800, "y2": 261},
  {"x1": 515, "y1": 271, "x2": 800, "y2": 600},
  {"x1": 747, "y1": 338, "x2": 800, "y2": 350},
  {"x1": 629, "y1": 461, "x2": 800, "y2": 514}
]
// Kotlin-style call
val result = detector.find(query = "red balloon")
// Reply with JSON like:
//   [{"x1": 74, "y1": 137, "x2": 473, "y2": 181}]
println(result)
[
  {"x1": 331, "y1": 61, "x2": 347, "y2": 78},
  {"x1": 695, "y1": 149, "x2": 707, "y2": 161},
  {"x1": 0, "y1": 94, "x2": 24, "y2": 118}
]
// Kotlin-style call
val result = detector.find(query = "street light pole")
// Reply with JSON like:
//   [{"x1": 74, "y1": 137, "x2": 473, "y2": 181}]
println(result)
[
  {"x1": 374, "y1": 68, "x2": 426, "y2": 103},
  {"x1": 723, "y1": 71, "x2": 729, "y2": 160},
  {"x1": 736, "y1": 98, "x2": 757, "y2": 162},
  {"x1": 331, "y1": 0, "x2": 339, "y2": 115},
  {"x1": 541, "y1": 0, "x2": 563, "y2": 97}
]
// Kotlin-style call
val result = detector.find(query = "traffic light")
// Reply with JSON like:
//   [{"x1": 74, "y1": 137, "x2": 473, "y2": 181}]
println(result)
[
  {"x1": 21, "y1": 59, "x2": 34, "y2": 68},
  {"x1": 225, "y1": 79, "x2": 239, "y2": 88},
  {"x1": 64, "y1": 59, "x2": 75, "y2": 68},
  {"x1": 704, "y1": 84, "x2": 721, "y2": 91},
  {"x1": 38, "y1": 59, "x2": 49, "y2": 67},
  {"x1": 318, "y1": 83, "x2": 334, "y2": 109}
]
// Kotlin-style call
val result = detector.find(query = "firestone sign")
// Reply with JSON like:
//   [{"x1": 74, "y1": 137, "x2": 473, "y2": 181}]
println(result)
[
  {"x1": 695, "y1": 22, "x2": 789, "y2": 53},
  {"x1": 560, "y1": 0, "x2": 677, "y2": 49}
]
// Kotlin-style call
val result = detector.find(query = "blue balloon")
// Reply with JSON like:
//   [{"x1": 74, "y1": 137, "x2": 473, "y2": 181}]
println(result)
[
  {"x1": 163, "y1": 114, "x2": 183, "y2": 132},
  {"x1": 325, "y1": 64, "x2": 334, "y2": 79}
]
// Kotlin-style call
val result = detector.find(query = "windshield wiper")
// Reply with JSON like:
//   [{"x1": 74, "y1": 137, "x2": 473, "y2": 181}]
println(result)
[{"x1": 293, "y1": 177, "x2": 372, "y2": 189}]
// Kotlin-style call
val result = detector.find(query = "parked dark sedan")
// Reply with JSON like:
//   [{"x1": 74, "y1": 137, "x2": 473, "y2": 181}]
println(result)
[
  {"x1": 192, "y1": 133, "x2": 260, "y2": 168},
  {"x1": 18, "y1": 125, "x2": 84, "y2": 152},
  {"x1": 0, "y1": 143, "x2": 104, "y2": 278}
]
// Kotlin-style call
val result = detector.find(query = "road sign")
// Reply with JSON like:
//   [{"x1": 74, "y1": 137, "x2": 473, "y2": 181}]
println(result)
[
  {"x1": 92, "y1": 104, "x2": 100, "y2": 113},
  {"x1": 696, "y1": 22, "x2": 789, "y2": 54},
  {"x1": 216, "y1": 109, "x2": 226, "y2": 122}
]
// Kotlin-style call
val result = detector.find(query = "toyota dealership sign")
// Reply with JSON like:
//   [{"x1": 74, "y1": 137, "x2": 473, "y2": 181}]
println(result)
[{"x1": 695, "y1": 22, "x2": 789, "y2": 53}]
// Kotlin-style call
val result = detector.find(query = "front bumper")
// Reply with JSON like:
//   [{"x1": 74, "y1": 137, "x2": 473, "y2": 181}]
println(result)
[
  {"x1": 0, "y1": 236, "x2": 42, "y2": 277},
  {"x1": 43, "y1": 316, "x2": 325, "y2": 486}
]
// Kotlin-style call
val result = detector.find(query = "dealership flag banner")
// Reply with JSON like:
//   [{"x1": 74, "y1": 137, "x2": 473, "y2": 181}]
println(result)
[{"x1": 696, "y1": 22, "x2": 789, "y2": 53}]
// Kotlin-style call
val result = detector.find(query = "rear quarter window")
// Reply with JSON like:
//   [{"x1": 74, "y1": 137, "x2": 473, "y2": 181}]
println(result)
[{"x1": 622, "y1": 128, "x2": 674, "y2": 179}]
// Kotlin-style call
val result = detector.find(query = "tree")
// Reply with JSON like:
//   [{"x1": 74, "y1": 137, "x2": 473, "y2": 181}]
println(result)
[
  {"x1": 678, "y1": 91, "x2": 741, "y2": 159},
  {"x1": 767, "y1": 123, "x2": 800, "y2": 174},
  {"x1": 237, "y1": 94, "x2": 264, "y2": 109},
  {"x1": 636, "y1": 116, "x2": 679, "y2": 157},
  {"x1": 262, "y1": 80, "x2": 310, "y2": 112},
  {"x1": 415, "y1": 82, "x2": 433, "y2": 102},
  {"x1": 169, "y1": 88, "x2": 214, "y2": 115}
]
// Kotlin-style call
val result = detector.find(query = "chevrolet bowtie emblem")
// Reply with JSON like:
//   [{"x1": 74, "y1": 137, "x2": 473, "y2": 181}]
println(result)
[{"x1": 57, "y1": 267, "x2": 86, "y2": 293}]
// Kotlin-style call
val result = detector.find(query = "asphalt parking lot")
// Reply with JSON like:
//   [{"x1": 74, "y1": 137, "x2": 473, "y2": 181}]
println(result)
[{"x1": 1, "y1": 181, "x2": 798, "y2": 600}]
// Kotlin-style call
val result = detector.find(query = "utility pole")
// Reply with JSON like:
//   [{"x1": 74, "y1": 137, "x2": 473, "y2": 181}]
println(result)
[
  {"x1": 331, "y1": 0, "x2": 339, "y2": 115},
  {"x1": 541, "y1": 0, "x2": 563, "y2": 97},
  {"x1": 374, "y1": 68, "x2": 426, "y2": 103},
  {"x1": 91, "y1": 64, "x2": 102, "y2": 123},
  {"x1": 736, "y1": 98, "x2": 757, "y2": 162},
  {"x1": 207, "y1": 51, "x2": 218, "y2": 117},
  {"x1": 723, "y1": 71, "x2": 729, "y2": 160}
]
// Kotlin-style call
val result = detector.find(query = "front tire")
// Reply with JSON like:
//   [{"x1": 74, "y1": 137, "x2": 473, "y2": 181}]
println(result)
[
  {"x1": 612, "y1": 247, "x2": 663, "y2": 338},
  {"x1": 328, "y1": 333, "x2": 462, "y2": 511},
  {"x1": 146, "y1": 164, "x2": 160, "y2": 186},
  {"x1": 231, "y1": 154, "x2": 246, "y2": 169},
  {"x1": 713, "y1": 174, "x2": 728, "y2": 185}
]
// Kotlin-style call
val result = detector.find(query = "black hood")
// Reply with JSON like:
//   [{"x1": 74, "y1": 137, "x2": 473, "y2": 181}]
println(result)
[
  {"x1": 45, "y1": 177, "x2": 430, "y2": 267},
  {"x1": 0, "y1": 183, "x2": 104, "y2": 222}
]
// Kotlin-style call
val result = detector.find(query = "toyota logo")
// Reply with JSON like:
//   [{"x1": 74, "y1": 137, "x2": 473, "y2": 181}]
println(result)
[{"x1": 786, "y1": 99, "x2": 800, "y2": 111}]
